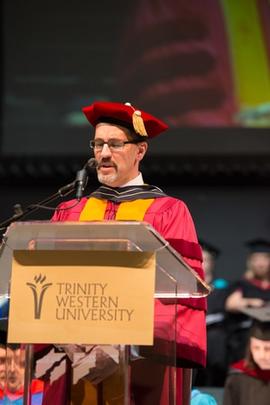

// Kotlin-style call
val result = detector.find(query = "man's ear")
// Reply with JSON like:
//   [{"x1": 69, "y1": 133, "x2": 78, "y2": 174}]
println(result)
[{"x1": 137, "y1": 142, "x2": 148, "y2": 162}]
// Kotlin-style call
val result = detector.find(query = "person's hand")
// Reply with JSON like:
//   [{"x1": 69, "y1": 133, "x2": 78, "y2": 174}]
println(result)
[
  {"x1": 55, "y1": 344, "x2": 94, "y2": 362},
  {"x1": 225, "y1": 290, "x2": 265, "y2": 312},
  {"x1": 245, "y1": 297, "x2": 265, "y2": 308},
  {"x1": 72, "y1": 346, "x2": 119, "y2": 385},
  {"x1": 83, "y1": 347, "x2": 119, "y2": 385}
]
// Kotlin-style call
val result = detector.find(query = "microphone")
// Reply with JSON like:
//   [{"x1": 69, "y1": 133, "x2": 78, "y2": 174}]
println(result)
[
  {"x1": 86, "y1": 158, "x2": 98, "y2": 171},
  {"x1": 75, "y1": 158, "x2": 97, "y2": 201}
]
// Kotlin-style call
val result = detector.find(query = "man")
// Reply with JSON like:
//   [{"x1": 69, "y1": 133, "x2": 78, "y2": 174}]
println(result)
[
  {"x1": 195, "y1": 240, "x2": 229, "y2": 387},
  {"x1": 3, "y1": 345, "x2": 44, "y2": 405},
  {"x1": 199, "y1": 240, "x2": 220, "y2": 286},
  {"x1": 0, "y1": 343, "x2": 6, "y2": 400},
  {"x1": 51, "y1": 101, "x2": 206, "y2": 404},
  {"x1": 6, "y1": 345, "x2": 25, "y2": 396}
]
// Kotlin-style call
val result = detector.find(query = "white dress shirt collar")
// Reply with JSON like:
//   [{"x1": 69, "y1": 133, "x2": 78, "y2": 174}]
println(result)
[{"x1": 120, "y1": 172, "x2": 144, "y2": 187}]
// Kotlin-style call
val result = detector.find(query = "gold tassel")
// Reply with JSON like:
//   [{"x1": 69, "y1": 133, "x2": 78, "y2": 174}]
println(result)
[
  {"x1": 125, "y1": 102, "x2": 148, "y2": 137},
  {"x1": 132, "y1": 110, "x2": 148, "y2": 137}
]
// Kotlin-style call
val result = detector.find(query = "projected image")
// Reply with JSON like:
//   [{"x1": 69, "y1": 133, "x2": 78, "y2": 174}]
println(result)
[
  {"x1": 116, "y1": 0, "x2": 270, "y2": 128},
  {"x1": 2, "y1": 0, "x2": 270, "y2": 157}
]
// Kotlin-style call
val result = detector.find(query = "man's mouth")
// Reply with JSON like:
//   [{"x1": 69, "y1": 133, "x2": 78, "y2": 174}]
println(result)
[{"x1": 98, "y1": 161, "x2": 116, "y2": 170}]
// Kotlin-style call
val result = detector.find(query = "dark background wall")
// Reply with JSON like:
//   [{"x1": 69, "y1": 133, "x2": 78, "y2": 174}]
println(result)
[
  {"x1": 1, "y1": 177, "x2": 269, "y2": 282},
  {"x1": 1, "y1": 0, "x2": 270, "y2": 282}
]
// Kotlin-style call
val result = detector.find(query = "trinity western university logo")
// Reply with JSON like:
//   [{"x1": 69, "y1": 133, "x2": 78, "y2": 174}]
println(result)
[{"x1": 26, "y1": 274, "x2": 53, "y2": 319}]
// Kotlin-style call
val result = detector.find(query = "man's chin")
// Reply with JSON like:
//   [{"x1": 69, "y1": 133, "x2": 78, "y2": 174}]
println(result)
[{"x1": 97, "y1": 173, "x2": 118, "y2": 187}]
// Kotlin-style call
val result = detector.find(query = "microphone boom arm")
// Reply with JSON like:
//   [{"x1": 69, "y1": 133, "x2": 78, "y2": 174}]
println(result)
[
  {"x1": 0, "y1": 180, "x2": 76, "y2": 230},
  {"x1": 0, "y1": 158, "x2": 97, "y2": 231}
]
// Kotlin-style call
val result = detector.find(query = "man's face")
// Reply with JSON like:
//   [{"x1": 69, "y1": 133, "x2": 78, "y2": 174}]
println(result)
[
  {"x1": 250, "y1": 337, "x2": 270, "y2": 370},
  {"x1": 247, "y1": 253, "x2": 270, "y2": 280},
  {"x1": 202, "y1": 250, "x2": 215, "y2": 284},
  {"x1": 6, "y1": 347, "x2": 25, "y2": 393},
  {"x1": 93, "y1": 123, "x2": 148, "y2": 187},
  {"x1": 0, "y1": 346, "x2": 6, "y2": 390}
]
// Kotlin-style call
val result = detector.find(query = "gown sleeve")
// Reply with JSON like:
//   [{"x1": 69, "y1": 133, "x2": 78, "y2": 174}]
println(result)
[{"x1": 144, "y1": 197, "x2": 207, "y2": 367}]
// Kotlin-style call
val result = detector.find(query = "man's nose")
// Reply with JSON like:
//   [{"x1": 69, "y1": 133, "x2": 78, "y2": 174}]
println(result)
[
  {"x1": 9, "y1": 359, "x2": 16, "y2": 372},
  {"x1": 100, "y1": 143, "x2": 112, "y2": 157}
]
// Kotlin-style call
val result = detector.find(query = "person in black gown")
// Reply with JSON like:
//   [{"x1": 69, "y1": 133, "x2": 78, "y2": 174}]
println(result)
[
  {"x1": 223, "y1": 308, "x2": 270, "y2": 405},
  {"x1": 225, "y1": 239, "x2": 270, "y2": 365}
]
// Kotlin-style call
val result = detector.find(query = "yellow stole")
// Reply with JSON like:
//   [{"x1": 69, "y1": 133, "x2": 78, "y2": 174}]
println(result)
[{"x1": 79, "y1": 197, "x2": 154, "y2": 221}]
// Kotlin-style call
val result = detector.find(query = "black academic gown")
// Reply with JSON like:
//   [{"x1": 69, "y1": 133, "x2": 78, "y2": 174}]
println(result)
[
  {"x1": 226, "y1": 278, "x2": 270, "y2": 364},
  {"x1": 223, "y1": 360, "x2": 270, "y2": 405}
]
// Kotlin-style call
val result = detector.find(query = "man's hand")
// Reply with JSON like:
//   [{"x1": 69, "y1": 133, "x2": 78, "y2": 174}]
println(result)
[
  {"x1": 83, "y1": 347, "x2": 119, "y2": 385},
  {"x1": 72, "y1": 345, "x2": 119, "y2": 385}
]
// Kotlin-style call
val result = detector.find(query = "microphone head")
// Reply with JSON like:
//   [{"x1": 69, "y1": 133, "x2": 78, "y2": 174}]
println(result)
[{"x1": 85, "y1": 158, "x2": 98, "y2": 171}]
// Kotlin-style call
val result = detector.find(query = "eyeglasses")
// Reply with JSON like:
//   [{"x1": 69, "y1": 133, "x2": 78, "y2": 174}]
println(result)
[{"x1": 90, "y1": 139, "x2": 140, "y2": 151}]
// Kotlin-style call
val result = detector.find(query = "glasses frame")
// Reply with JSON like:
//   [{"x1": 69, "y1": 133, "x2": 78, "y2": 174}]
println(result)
[{"x1": 90, "y1": 139, "x2": 142, "y2": 151}]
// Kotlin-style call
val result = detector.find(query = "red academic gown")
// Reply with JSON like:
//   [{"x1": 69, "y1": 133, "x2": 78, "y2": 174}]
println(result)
[{"x1": 49, "y1": 192, "x2": 206, "y2": 404}]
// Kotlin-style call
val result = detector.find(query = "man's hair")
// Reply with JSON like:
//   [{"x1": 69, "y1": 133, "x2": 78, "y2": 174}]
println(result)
[{"x1": 95, "y1": 121, "x2": 148, "y2": 144}]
